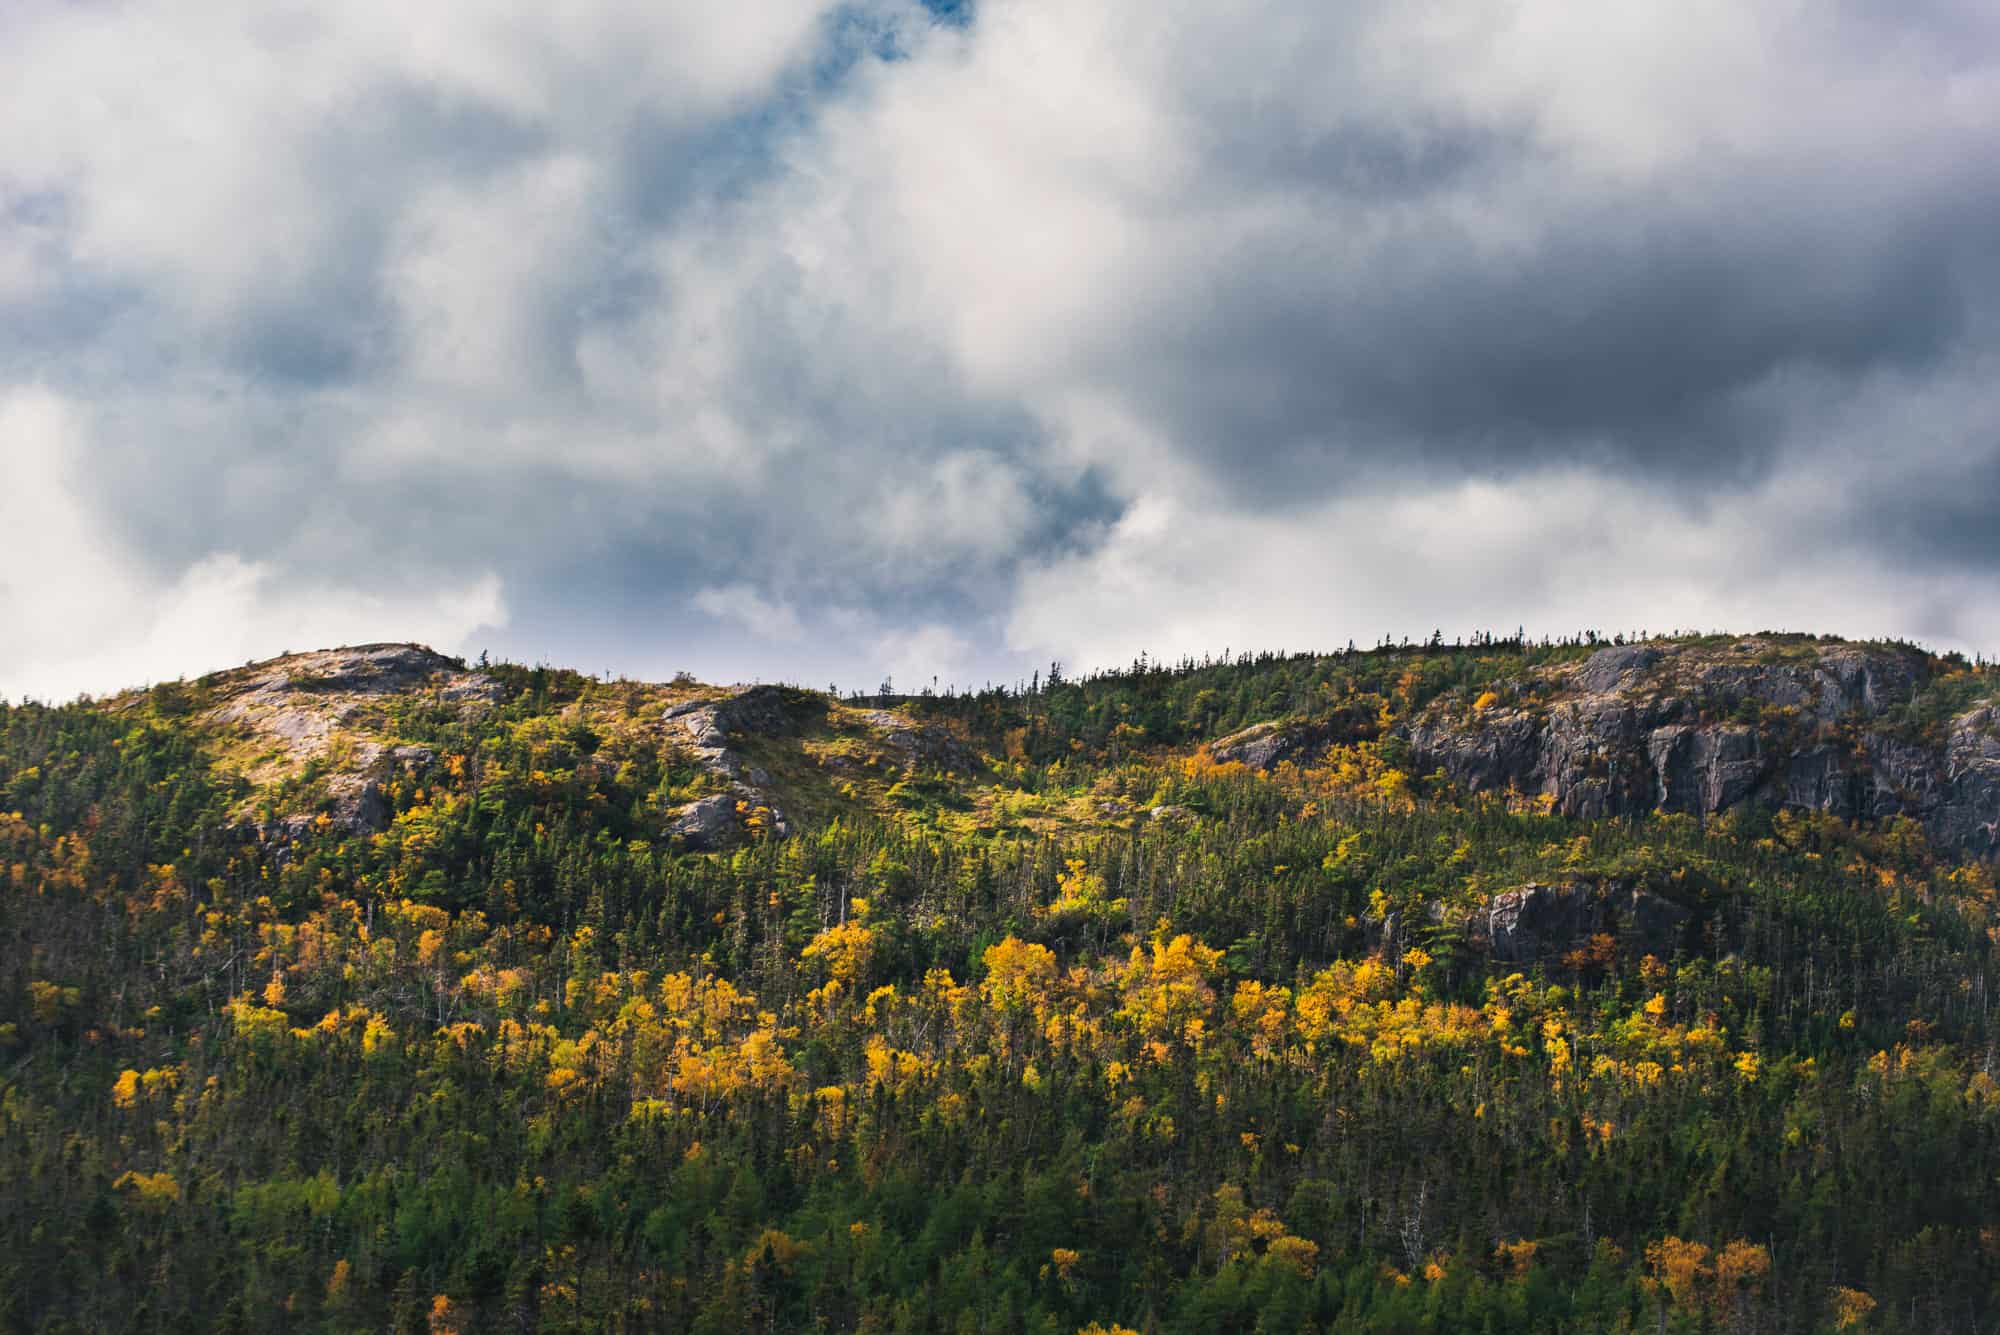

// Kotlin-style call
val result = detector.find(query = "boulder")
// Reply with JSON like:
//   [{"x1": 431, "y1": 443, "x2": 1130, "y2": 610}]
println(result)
[
  {"x1": 668, "y1": 794, "x2": 742, "y2": 852},
  {"x1": 390, "y1": 745, "x2": 437, "y2": 772},
  {"x1": 667, "y1": 786, "x2": 791, "y2": 852}
]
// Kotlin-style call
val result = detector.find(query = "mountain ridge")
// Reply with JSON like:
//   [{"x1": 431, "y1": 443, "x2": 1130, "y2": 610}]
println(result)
[
  {"x1": 111, "y1": 632, "x2": 2000, "y2": 861},
  {"x1": 7, "y1": 628, "x2": 2000, "y2": 1329}
]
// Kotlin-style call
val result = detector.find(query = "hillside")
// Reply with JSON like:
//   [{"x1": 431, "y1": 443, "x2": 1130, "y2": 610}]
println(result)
[{"x1": 4, "y1": 634, "x2": 2000, "y2": 1332}]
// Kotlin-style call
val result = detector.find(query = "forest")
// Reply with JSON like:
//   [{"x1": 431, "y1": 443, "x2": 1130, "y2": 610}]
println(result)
[{"x1": 3, "y1": 634, "x2": 1998, "y2": 1333}]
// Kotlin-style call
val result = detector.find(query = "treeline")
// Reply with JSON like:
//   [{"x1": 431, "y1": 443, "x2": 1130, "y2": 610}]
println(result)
[{"x1": 893, "y1": 631, "x2": 1991, "y2": 768}]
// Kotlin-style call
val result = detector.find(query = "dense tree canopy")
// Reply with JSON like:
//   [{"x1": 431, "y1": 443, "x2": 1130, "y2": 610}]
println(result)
[{"x1": 3, "y1": 639, "x2": 1999, "y2": 1332}]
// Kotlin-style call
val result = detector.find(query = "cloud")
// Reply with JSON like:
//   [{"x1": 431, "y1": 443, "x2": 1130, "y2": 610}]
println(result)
[
  {"x1": 3, "y1": 0, "x2": 1998, "y2": 697},
  {"x1": 872, "y1": 623, "x2": 977, "y2": 695},
  {"x1": 0, "y1": 388, "x2": 507, "y2": 701},
  {"x1": 805, "y1": 0, "x2": 2000, "y2": 498},
  {"x1": 693, "y1": 584, "x2": 807, "y2": 644},
  {"x1": 1005, "y1": 466, "x2": 2000, "y2": 671}
]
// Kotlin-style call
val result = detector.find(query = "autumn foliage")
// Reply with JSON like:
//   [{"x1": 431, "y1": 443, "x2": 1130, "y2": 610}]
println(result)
[{"x1": 1, "y1": 639, "x2": 1997, "y2": 1329}]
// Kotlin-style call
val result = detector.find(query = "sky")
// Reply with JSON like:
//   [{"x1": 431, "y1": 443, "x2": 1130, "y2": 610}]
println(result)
[{"x1": 3, "y1": 0, "x2": 1999, "y2": 700}]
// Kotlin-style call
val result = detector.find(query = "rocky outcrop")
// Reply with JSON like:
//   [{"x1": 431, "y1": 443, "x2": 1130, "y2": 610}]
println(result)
[
  {"x1": 203, "y1": 646, "x2": 502, "y2": 849},
  {"x1": 388, "y1": 745, "x2": 437, "y2": 773},
  {"x1": 667, "y1": 793, "x2": 740, "y2": 851},
  {"x1": 1921, "y1": 708, "x2": 2000, "y2": 859},
  {"x1": 208, "y1": 645, "x2": 503, "y2": 757},
  {"x1": 1210, "y1": 720, "x2": 1335, "y2": 771},
  {"x1": 666, "y1": 785, "x2": 790, "y2": 852},
  {"x1": 666, "y1": 685, "x2": 820, "y2": 783},
  {"x1": 860, "y1": 710, "x2": 981, "y2": 775},
  {"x1": 258, "y1": 772, "x2": 390, "y2": 847},
  {"x1": 213, "y1": 643, "x2": 500, "y2": 703},
  {"x1": 1470, "y1": 880, "x2": 1691, "y2": 964},
  {"x1": 1572, "y1": 644, "x2": 1663, "y2": 696},
  {"x1": 1405, "y1": 640, "x2": 2000, "y2": 859},
  {"x1": 667, "y1": 684, "x2": 809, "y2": 741},
  {"x1": 663, "y1": 685, "x2": 815, "y2": 848}
]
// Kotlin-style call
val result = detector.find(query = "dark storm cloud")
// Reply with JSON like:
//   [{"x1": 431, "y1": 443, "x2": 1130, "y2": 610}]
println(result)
[{"x1": 1078, "y1": 107, "x2": 1997, "y2": 507}]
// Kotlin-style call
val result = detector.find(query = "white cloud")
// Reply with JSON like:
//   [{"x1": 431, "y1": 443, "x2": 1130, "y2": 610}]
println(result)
[
  {"x1": 692, "y1": 584, "x2": 806, "y2": 644},
  {"x1": 0, "y1": 1, "x2": 841, "y2": 325},
  {"x1": 872, "y1": 623, "x2": 976, "y2": 694},
  {"x1": 1007, "y1": 462, "x2": 2000, "y2": 673},
  {"x1": 0, "y1": 388, "x2": 508, "y2": 701},
  {"x1": 388, "y1": 154, "x2": 603, "y2": 394}
]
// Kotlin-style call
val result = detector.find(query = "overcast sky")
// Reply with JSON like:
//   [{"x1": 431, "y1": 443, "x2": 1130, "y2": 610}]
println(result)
[{"x1": 4, "y1": 0, "x2": 1998, "y2": 700}]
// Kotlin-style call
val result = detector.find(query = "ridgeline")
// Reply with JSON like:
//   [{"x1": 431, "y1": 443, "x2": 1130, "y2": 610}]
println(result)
[{"x1": 3, "y1": 633, "x2": 1998, "y2": 1332}]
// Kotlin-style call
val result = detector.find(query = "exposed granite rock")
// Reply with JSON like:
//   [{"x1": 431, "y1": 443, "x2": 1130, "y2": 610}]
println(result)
[
  {"x1": 1919, "y1": 708, "x2": 2000, "y2": 859},
  {"x1": 323, "y1": 772, "x2": 391, "y2": 832},
  {"x1": 208, "y1": 645, "x2": 502, "y2": 761},
  {"x1": 1574, "y1": 644, "x2": 1663, "y2": 696},
  {"x1": 667, "y1": 793, "x2": 742, "y2": 851},
  {"x1": 216, "y1": 644, "x2": 501, "y2": 706},
  {"x1": 1645, "y1": 724, "x2": 1763, "y2": 814},
  {"x1": 1405, "y1": 640, "x2": 2000, "y2": 859},
  {"x1": 669, "y1": 684, "x2": 813, "y2": 743},
  {"x1": 667, "y1": 685, "x2": 821, "y2": 781},
  {"x1": 1210, "y1": 720, "x2": 1335, "y2": 771},
  {"x1": 389, "y1": 745, "x2": 437, "y2": 772},
  {"x1": 203, "y1": 646, "x2": 501, "y2": 850},
  {"x1": 662, "y1": 686, "x2": 818, "y2": 849},
  {"x1": 667, "y1": 785, "x2": 790, "y2": 852},
  {"x1": 250, "y1": 760, "x2": 394, "y2": 861},
  {"x1": 1471, "y1": 880, "x2": 1691, "y2": 964}
]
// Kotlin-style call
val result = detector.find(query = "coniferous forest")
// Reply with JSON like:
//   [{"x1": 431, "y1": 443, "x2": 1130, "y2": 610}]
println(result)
[{"x1": 4, "y1": 634, "x2": 2000, "y2": 1333}]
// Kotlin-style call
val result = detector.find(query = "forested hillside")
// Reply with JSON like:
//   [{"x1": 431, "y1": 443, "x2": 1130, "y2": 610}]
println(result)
[{"x1": 4, "y1": 634, "x2": 1999, "y2": 1333}]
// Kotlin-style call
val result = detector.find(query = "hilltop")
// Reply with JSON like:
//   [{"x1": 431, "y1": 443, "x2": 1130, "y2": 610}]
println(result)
[
  {"x1": 118, "y1": 633, "x2": 2000, "y2": 862},
  {"x1": 4, "y1": 631, "x2": 2000, "y2": 1332}
]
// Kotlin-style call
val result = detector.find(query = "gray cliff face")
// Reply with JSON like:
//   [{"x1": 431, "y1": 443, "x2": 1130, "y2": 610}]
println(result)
[
  {"x1": 1928, "y1": 708, "x2": 2000, "y2": 857},
  {"x1": 1403, "y1": 640, "x2": 2000, "y2": 859}
]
